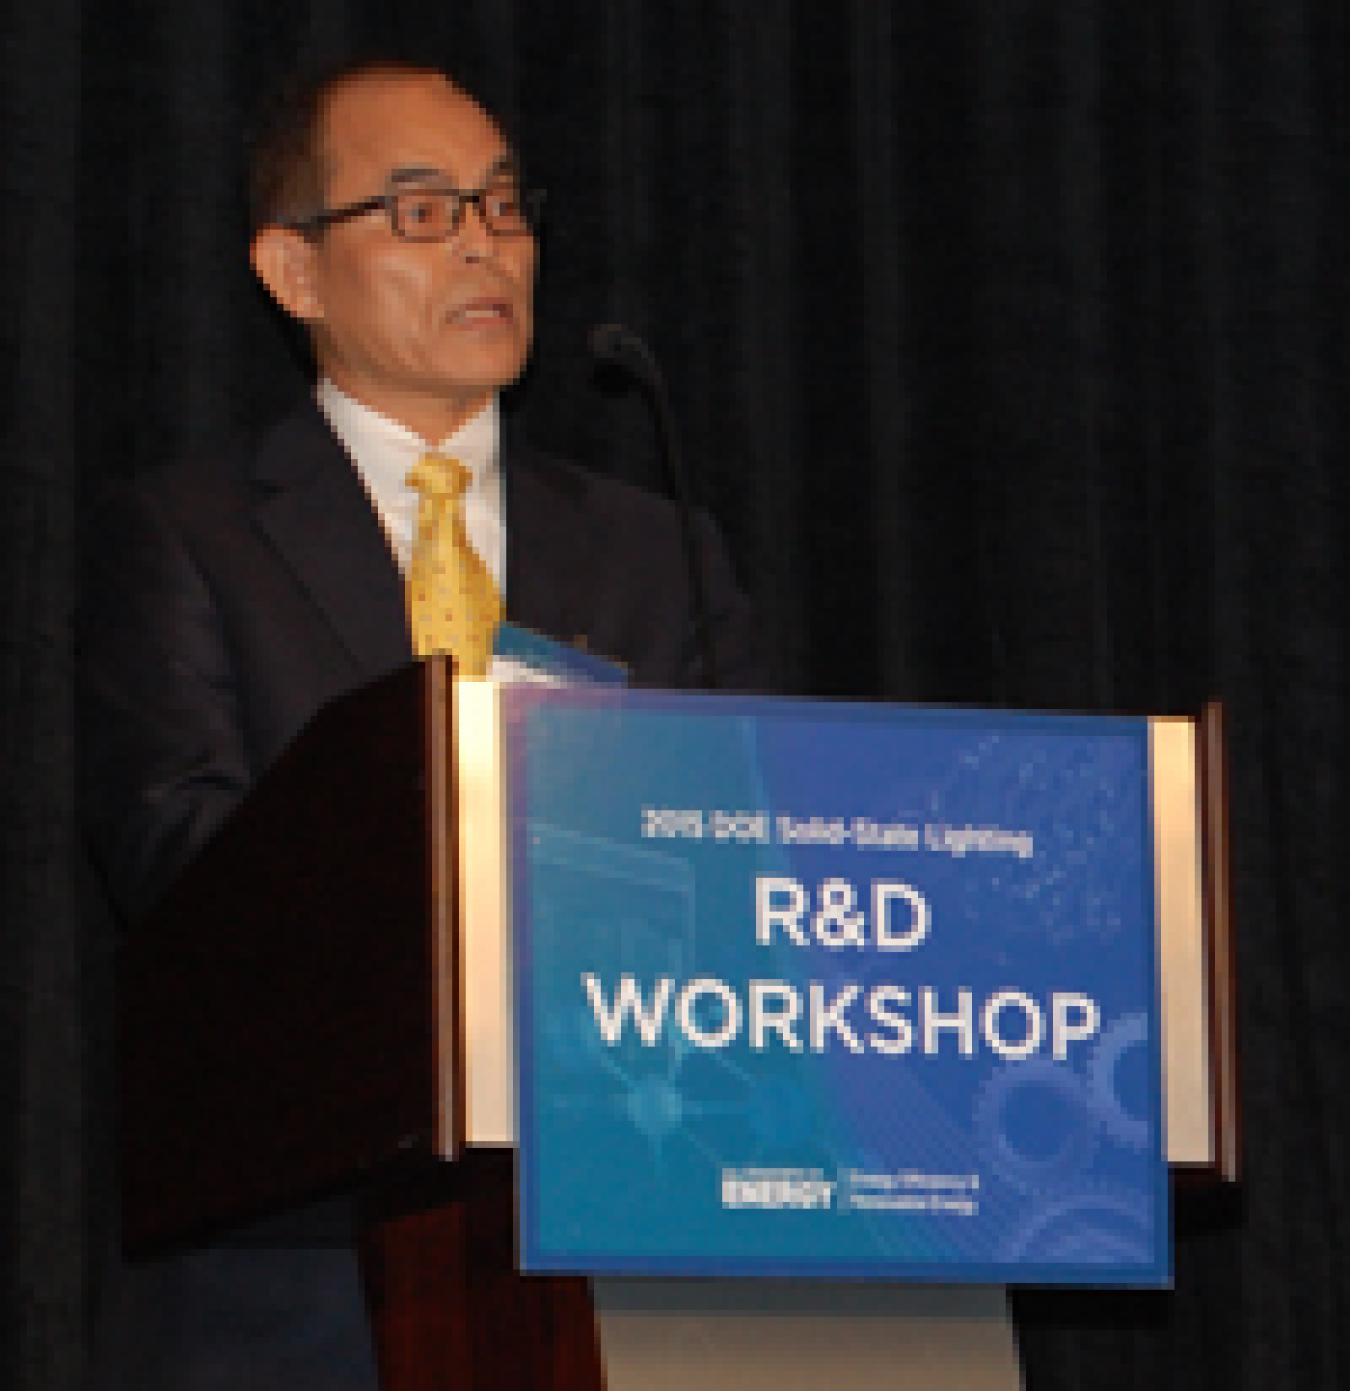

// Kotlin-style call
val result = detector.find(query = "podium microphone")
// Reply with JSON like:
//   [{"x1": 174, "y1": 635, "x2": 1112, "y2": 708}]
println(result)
[{"x1": 588, "y1": 323, "x2": 720, "y2": 689}]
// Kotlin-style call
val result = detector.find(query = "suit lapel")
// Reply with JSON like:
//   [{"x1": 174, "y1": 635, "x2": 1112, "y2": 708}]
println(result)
[
  {"x1": 249, "y1": 404, "x2": 605, "y2": 674},
  {"x1": 251, "y1": 403, "x2": 413, "y2": 678}
]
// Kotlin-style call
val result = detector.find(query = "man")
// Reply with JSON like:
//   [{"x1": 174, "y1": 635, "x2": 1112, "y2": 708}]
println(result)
[{"x1": 81, "y1": 58, "x2": 760, "y2": 1389}]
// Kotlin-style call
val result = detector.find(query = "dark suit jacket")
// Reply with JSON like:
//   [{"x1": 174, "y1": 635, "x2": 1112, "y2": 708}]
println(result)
[{"x1": 78, "y1": 399, "x2": 762, "y2": 1390}]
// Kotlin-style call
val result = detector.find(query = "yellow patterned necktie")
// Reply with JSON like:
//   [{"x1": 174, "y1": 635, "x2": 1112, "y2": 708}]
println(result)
[{"x1": 405, "y1": 454, "x2": 502, "y2": 676}]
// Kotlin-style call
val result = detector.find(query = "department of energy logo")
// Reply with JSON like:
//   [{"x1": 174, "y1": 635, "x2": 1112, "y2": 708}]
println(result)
[
  {"x1": 721, "y1": 1167, "x2": 836, "y2": 1210},
  {"x1": 720, "y1": 1166, "x2": 985, "y2": 1216}
]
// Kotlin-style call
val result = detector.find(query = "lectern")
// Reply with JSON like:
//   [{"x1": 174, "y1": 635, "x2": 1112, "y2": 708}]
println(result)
[{"x1": 120, "y1": 659, "x2": 1238, "y2": 1389}]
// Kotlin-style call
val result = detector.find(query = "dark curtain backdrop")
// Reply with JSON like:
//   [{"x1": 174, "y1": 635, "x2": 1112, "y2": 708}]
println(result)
[{"x1": 3, "y1": 1, "x2": 1347, "y2": 1387}]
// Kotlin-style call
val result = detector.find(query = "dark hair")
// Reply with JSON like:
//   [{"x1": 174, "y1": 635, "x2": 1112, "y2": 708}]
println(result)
[{"x1": 246, "y1": 57, "x2": 508, "y2": 235}]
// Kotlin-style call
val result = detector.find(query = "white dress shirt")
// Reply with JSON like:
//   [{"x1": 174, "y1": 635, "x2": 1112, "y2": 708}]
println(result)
[{"x1": 316, "y1": 379, "x2": 505, "y2": 592}]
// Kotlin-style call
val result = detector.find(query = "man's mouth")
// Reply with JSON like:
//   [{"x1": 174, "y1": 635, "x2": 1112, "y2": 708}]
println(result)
[{"x1": 449, "y1": 298, "x2": 513, "y2": 325}]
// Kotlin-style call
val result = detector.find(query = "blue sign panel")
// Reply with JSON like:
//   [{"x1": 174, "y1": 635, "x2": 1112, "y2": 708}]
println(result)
[{"x1": 505, "y1": 690, "x2": 1171, "y2": 1287}]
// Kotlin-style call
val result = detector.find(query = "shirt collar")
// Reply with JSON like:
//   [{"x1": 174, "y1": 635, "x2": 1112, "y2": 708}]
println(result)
[{"x1": 316, "y1": 379, "x2": 500, "y2": 491}]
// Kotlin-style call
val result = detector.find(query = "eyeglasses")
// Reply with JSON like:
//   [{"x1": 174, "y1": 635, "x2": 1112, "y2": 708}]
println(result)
[{"x1": 288, "y1": 179, "x2": 545, "y2": 242}]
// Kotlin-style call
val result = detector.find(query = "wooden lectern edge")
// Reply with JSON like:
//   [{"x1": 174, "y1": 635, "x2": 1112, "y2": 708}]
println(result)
[
  {"x1": 426, "y1": 658, "x2": 469, "y2": 1162},
  {"x1": 1196, "y1": 700, "x2": 1242, "y2": 1185},
  {"x1": 1148, "y1": 701, "x2": 1241, "y2": 1194}
]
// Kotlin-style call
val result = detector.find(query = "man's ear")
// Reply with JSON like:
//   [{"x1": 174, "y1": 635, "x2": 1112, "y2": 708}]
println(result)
[{"x1": 251, "y1": 226, "x2": 324, "y2": 323}]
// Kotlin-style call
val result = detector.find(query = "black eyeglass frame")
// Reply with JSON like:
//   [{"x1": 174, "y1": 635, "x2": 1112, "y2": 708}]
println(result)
[{"x1": 286, "y1": 181, "x2": 546, "y2": 241}]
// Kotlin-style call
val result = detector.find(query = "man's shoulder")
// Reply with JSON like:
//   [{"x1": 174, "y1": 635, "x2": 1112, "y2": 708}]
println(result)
[
  {"x1": 506, "y1": 432, "x2": 690, "y2": 538},
  {"x1": 130, "y1": 400, "x2": 330, "y2": 497},
  {"x1": 96, "y1": 399, "x2": 339, "y2": 536}
]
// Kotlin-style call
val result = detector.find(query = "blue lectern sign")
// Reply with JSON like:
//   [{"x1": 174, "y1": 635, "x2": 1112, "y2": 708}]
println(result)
[{"x1": 505, "y1": 690, "x2": 1171, "y2": 1286}]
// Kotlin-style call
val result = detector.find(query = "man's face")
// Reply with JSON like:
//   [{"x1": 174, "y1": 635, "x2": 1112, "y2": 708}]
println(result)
[{"x1": 276, "y1": 73, "x2": 536, "y2": 440}]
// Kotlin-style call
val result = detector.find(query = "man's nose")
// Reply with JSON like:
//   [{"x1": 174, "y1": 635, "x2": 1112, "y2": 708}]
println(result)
[{"x1": 455, "y1": 197, "x2": 496, "y2": 261}]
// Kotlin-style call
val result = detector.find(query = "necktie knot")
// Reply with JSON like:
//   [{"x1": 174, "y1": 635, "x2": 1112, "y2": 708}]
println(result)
[{"x1": 406, "y1": 453, "x2": 472, "y2": 500}]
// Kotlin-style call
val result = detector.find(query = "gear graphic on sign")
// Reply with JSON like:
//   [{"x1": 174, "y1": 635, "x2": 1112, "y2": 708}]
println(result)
[
  {"x1": 974, "y1": 1056, "x2": 1098, "y2": 1196},
  {"x1": 997, "y1": 1183, "x2": 1155, "y2": 1266},
  {"x1": 1087, "y1": 1012, "x2": 1152, "y2": 1152}
]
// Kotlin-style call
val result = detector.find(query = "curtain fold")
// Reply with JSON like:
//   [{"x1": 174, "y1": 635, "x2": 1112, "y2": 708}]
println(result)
[
  {"x1": 3, "y1": 2, "x2": 1346, "y2": 1387},
  {"x1": 2, "y1": 1, "x2": 84, "y2": 1388}
]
